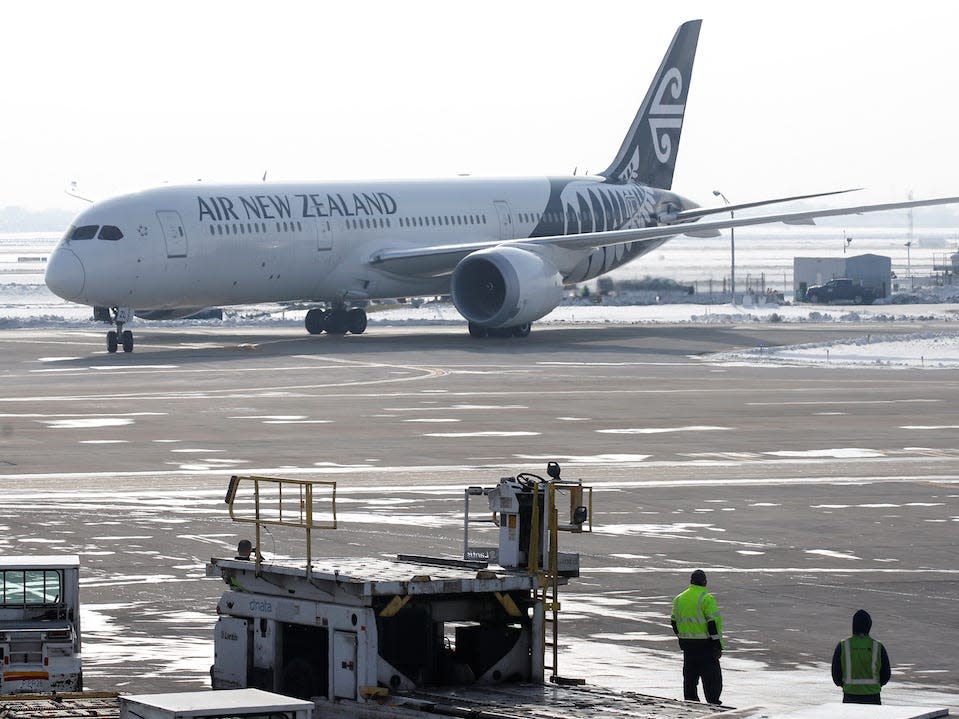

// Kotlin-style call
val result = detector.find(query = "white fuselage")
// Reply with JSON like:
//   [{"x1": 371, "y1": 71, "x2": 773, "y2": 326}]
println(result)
[{"x1": 45, "y1": 176, "x2": 680, "y2": 313}]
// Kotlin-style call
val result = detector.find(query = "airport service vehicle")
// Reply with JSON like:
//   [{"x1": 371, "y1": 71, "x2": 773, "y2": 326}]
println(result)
[
  {"x1": 203, "y1": 468, "x2": 727, "y2": 719},
  {"x1": 0, "y1": 556, "x2": 82, "y2": 694},
  {"x1": 44, "y1": 20, "x2": 959, "y2": 352},
  {"x1": 805, "y1": 278, "x2": 878, "y2": 304}
]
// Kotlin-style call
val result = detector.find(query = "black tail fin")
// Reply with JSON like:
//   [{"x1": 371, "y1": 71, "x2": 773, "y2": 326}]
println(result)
[{"x1": 600, "y1": 19, "x2": 701, "y2": 189}]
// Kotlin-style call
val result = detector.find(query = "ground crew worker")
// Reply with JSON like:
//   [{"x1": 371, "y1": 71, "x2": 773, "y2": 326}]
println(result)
[
  {"x1": 831, "y1": 609, "x2": 891, "y2": 704},
  {"x1": 671, "y1": 569, "x2": 724, "y2": 705}
]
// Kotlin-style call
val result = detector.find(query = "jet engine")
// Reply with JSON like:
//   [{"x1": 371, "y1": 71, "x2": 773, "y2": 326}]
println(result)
[{"x1": 451, "y1": 247, "x2": 563, "y2": 329}]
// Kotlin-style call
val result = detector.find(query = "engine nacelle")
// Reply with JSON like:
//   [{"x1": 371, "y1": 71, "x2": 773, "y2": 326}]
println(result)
[{"x1": 451, "y1": 247, "x2": 563, "y2": 328}]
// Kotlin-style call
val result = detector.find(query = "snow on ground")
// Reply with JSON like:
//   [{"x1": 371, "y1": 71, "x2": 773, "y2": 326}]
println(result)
[
  {"x1": 714, "y1": 331, "x2": 959, "y2": 369},
  {"x1": 2, "y1": 278, "x2": 958, "y2": 368}
]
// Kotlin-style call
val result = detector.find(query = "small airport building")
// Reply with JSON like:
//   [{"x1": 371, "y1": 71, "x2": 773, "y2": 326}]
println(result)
[{"x1": 793, "y1": 253, "x2": 892, "y2": 299}]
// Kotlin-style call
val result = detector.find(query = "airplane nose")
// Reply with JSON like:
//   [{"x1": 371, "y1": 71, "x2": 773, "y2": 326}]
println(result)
[{"x1": 45, "y1": 247, "x2": 86, "y2": 300}]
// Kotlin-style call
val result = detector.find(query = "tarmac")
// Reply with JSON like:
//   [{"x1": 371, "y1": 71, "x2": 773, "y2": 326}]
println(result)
[{"x1": 0, "y1": 322, "x2": 956, "y2": 710}]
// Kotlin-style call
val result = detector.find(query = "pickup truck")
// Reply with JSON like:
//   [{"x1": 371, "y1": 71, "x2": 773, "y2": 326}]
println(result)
[{"x1": 804, "y1": 278, "x2": 878, "y2": 305}]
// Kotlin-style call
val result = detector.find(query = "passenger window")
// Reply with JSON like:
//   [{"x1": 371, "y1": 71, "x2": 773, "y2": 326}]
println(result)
[
  {"x1": 97, "y1": 225, "x2": 123, "y2": 241},
  {"x1": 71, "y1": 225, "x2": 99, "y2": 241}
]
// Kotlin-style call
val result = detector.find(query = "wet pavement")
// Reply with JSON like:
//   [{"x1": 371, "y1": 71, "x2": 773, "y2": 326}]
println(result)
[{"x1": 0, "y1": 323, "x2": 956, "y2": 711}]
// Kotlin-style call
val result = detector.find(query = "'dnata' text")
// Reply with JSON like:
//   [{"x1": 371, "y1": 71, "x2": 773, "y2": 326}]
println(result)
[{"x1": 198, "y1": 191, "x2": 398, "y2": 223}]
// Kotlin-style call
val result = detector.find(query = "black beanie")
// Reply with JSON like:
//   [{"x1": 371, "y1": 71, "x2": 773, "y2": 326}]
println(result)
[
  {"x1": 690, "y1": 569, "x2": 707, "y2": 586},
  {"x1": 852, "y1": 609, "x2": 872, "y2": 635}
]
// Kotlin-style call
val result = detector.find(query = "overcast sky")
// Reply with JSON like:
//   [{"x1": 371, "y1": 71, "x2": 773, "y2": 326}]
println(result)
[{"x1": 4, "y1": 1, "x2": 959, "y2": 215}]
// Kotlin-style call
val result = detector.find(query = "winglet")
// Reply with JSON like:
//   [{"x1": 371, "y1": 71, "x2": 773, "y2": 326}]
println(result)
[{"x1": 600, "y1": 19, "x2": 701, "y2": 189}]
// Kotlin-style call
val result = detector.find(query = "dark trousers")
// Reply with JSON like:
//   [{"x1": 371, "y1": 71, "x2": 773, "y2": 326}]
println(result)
[
  {"x1": 682, "y1": 644, "x2": 722, "y2": 704},
  {"x1": 843, "y1": 693, "x2": 881, "y2": 705}
]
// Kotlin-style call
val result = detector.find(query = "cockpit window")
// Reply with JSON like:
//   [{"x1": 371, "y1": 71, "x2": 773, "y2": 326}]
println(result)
[
  {"x1": 71, "y1": 225, "x2": 99, "y2": 241},
  {"x1": 98, "y1": 225, "x2": 123, "y2": 241}
]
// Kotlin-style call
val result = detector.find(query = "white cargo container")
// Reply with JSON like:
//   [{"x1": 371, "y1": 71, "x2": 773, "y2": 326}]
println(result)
[{"x1": 119, "y1": 689, "x2": 312, "y2": 719}]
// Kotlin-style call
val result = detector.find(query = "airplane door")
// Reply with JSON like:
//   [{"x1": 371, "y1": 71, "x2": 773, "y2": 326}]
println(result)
[
  {"x1": 332, "y1": 631, "x2": 357, "y2": 700},
  {"x1": 317, "y1": 218, "x2": 333, "y2": 251},
  {"x1": 493, "y1": 201, "x2": 514, "y2": 241},
  {"x1": 157, "y1": 210, "x2": 188, "y2": 258}
]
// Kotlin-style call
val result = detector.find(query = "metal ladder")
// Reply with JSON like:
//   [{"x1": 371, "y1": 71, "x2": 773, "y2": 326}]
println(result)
[{"x1": 529, "y1": 481, "x2": 581, "y2": 684}]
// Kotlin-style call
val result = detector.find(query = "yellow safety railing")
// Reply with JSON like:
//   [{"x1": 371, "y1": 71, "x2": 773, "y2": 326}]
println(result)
[{"x1": 224, "y1": 475, "x2": 337, "y2": 577}]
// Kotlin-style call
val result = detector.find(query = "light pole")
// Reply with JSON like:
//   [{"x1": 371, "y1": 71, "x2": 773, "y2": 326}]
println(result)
[
  {"x1": 905, "y1": 240, "x2": 913, "y2": 290},
  {"x1": 713, "y1": 190, "x2": 735, "y2": 304}
]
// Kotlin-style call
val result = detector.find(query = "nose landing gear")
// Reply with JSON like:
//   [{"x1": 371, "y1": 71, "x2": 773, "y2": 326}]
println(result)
[{"x1": 106, "y1": 307, "x2": 134, "y2": 353}]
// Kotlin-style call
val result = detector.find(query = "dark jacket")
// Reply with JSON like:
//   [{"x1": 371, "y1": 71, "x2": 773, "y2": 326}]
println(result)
[
  {"x1": 831, "y1": 640, "x2": 891, "y2": 688},
  {"x1": 831, "y1": 610, "x2": 890, "y2": 692}
]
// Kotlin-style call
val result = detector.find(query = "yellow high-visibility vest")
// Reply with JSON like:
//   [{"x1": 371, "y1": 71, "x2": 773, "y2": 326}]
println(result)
[
  {"x1": 840, "y1": 635, "x2": 883, "y2": 695},
  {"x1": 672, "y1": 585, "x2": 724, "y2": 646}
]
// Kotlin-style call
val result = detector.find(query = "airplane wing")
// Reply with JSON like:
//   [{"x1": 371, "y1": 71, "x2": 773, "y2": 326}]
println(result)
[
  {"x1": 666, "y1": 188, "x2": 862, "y2": 223},
  {"x1": 368, "y1": 194, "x2": 959, "y2": 277}
]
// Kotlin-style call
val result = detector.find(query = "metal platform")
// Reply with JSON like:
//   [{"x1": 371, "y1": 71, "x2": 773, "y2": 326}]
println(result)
[
  {"x1": 0, "y1": 693, "x2": 119, "y2": 719},
  {"x1": 209, "y1": 555, "x2": 544, "y2": 601},
  {"x1": 313, "y1": 683, "x2": 722, "y2": 719}
]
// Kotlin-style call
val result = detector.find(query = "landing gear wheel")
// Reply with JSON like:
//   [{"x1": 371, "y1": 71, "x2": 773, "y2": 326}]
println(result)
[
  {"x1": 305, "y1": 308, "x2": 327, "y2": 335},
  {"x1": 347, "y1": 308, "x2": 368, "y2": 334},
  {"x1": 326, "y1": 308, "x2": 349, "y2": 335},
  {"x1": 512, "y1": 323, "x2": 532, "y2": 338},
  {"x1": 468, "y1": 322, "x2": 487, "y2": 338},
  {"x1": 106, "y1": 306, "x2": 134, "y2": 353},
  {"x1": 853, "y1": 295, "x2": 863, "y2": 305}
]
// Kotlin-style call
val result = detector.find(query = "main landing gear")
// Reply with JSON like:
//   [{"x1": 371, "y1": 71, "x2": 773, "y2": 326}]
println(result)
[
  {"x1": 468, "y1": 322, "x2": 532, "y2": 338},
  {"x1": 304, "y1": 305, "x2": 368, "y2": 336},
  {"x1": 106, "y1": 306, "x2": 135, "y2": 353}
]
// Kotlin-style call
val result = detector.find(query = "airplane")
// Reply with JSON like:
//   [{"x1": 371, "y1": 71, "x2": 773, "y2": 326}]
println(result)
[{"x1": 45, "y1": 19, "x2": 959, "y2": 353}]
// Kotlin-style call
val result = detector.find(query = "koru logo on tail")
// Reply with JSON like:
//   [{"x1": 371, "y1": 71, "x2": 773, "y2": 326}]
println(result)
[{"x1": 648, "y1": 67, "x2": 685, "y2": 163}]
